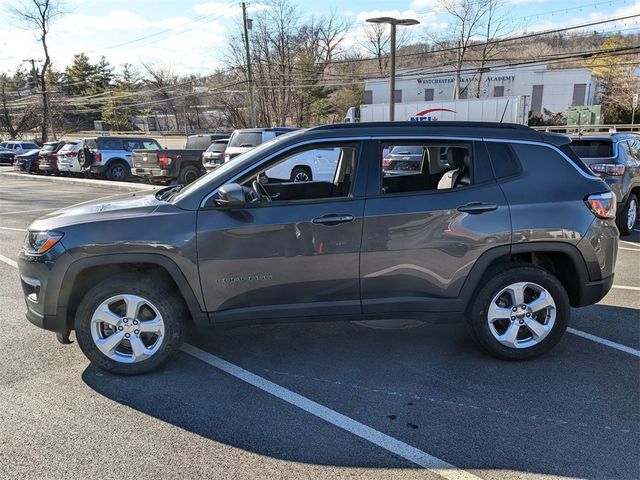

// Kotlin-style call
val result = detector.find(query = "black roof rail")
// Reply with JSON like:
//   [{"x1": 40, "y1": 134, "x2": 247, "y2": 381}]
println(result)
[{"x1": 310, "y1": 121, "x2": 533, "y2": 131}]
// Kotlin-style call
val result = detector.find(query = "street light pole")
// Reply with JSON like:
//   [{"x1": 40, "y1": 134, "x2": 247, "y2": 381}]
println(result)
[
  {"x1": 389, "y1": 23, "x2": 396, "y2": 121},
  {"x1": 366, "y1": 17, "x2": 419, "y2": 122}
]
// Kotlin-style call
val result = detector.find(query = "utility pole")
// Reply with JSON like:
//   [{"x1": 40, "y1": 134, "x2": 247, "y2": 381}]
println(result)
[
  {"x1": 242, "y1": 2, "x2": 257, "y2": 128},
  {"x1": 632, "y1": 94, "x2": 638, "y2": 125}
]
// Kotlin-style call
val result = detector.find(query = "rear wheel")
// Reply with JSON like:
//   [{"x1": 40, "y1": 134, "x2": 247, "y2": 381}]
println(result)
[
  {"x1": 466, "y1": 265, "x2": 570, "y2": 360},
  {"x1": 178, "y1": 165, "x2": 201, "y2": 185},
  {"x1": 617, "y1": 193, "x2": 638, "y2": 236},
  {"x1": 106, "y1": 161, "x2": 130, "y2": 181},
  {"x1": 74, "y1": 274, "x2": 186, "y2": 375}
]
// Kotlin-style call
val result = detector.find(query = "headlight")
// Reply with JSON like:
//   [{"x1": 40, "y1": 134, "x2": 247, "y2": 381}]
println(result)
[{"x1": 24, "y1": 231, "x2": 64, "y2": 254}]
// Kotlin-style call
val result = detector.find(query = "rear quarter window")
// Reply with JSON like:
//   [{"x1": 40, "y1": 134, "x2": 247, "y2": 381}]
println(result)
[
  {"x1": 98, "y1": 138, "x2": 123, "y2": 150},
  {"x1": 485, "y1": 142, "x2": 521, "y2": 179}
]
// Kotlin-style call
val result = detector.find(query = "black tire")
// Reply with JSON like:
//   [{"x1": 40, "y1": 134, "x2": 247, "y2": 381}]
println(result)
[
  {"x1": 290, "y1": 166, "x2": 312, "y2": 182},
  {"x1": 178, "y1": 165, "x2": 201, "y2": 185},
  {"x1": 74, "y1": 273, "x2": 186, "y2": 375},
  {"x1": 465, "y1": 264, "x2": 570, "y2": 361},
  {"x1": 106, "y1": 161, "x2": 130, "y2": 182},
  {"x1": 616, "y1": 192, "x2": 638, "y2": 236}
]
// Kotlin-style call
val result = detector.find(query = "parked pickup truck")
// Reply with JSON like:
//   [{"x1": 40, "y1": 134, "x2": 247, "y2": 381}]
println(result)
[{"x1": 132, "y1": 133, "x2": 229, "y2": 185}]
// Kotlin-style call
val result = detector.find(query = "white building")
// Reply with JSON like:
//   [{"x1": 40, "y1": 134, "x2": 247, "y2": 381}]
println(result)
[{"x1": 363, "y1": 63, "x2": 600, "y2": 115}]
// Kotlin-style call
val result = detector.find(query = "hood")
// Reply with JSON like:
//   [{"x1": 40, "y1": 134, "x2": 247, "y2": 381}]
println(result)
[{"x1": 29, "y1": 191, "x2": 164, "y2": 231}]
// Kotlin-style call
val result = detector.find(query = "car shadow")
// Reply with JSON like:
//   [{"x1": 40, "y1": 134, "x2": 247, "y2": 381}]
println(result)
[{"x1": 82, "y1": 307, "x2": 640, "y2": 479}]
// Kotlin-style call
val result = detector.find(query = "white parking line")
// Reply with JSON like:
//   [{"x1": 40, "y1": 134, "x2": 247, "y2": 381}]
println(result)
[
  {"x1": 0, "y1": 254, "x2": 18, "y2": 269},
  {"x1": 0, "y1": 208, "x2": 53, "y2": 215},
  {"x1": 181, "y1": 343, "x2": 481, "y2": 479},
  {"x1": 620, "y1": 240, "x2": 640, "y2": 248},
  {"x1": 0, "y1": 226, "x2": 27, "y2": 232},
  {"x1": 612, "y1": 284, "x2": 640, "y2": 291},
  {"x1": 567, "y1": 328, "x2": 640, "y2": 358}
]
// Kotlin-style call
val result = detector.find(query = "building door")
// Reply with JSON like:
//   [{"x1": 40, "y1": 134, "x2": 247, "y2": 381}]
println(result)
[{"x1": 531, "y1": 85, "x2": 544, "y2": 114}]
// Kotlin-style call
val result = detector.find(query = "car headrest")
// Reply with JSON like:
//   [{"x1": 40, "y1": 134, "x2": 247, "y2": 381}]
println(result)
[{"x1": 448, "y1": 148, "x2": 468, "y2": 168}]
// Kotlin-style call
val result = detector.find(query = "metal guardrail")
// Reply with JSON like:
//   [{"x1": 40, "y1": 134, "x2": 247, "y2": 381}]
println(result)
[{"x1": 530, "y1": 124, "x2": 639, "y2": 134}]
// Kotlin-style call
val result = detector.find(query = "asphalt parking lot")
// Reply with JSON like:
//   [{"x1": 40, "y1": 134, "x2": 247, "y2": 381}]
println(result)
[{"x1": 0, "y1": 169, "x2": 638, "y2": 480}]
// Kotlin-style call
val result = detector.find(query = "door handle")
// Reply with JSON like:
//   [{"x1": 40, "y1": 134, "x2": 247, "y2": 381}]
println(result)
[
  {"x1": 312, "y1": 214, "x2": 354, "y2": 225},
  {"x1": 456, "y1": 202, "x2": 498, "y2": 214}
]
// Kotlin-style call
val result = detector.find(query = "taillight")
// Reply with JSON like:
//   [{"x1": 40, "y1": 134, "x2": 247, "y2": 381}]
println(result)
[
  {"x1": 95, "y1": 152, "x2": 102, "y2": 162},
  {"x1": 585, "y1": 192, "x2": 616, "y2": 219},
  {"x1": 382, "y1": 157, "x2": 392, "y2": 167},
  {"x1": 66, "y1": 151, "x2": 77, "y2": 157},
  {"x1": 158, "y1": 153, "x2": 172, "y2": 168},
  {"x1": 590, "y1": 163, "x2": 625, "y2": 176}
]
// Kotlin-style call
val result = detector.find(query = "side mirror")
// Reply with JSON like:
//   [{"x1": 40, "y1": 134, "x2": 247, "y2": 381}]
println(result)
[{"x1": 215, "y1": 182, "x2": 246, "y2": 208}]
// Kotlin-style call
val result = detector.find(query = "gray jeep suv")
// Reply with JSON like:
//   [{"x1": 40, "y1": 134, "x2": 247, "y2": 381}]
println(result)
[
  {"x1": 18, "y1": 122, "x2": 618, "y2": 375},
  {"x1": 570, "y1": 133, "x2": 640, "y2": 235}
]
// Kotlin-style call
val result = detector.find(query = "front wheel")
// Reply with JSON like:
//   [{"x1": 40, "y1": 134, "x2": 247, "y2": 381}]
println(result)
[
  {"x1": 466, "y1": 265, "x2": 570, "y2": 360},
  {"x1": 74, "y1": 274, "x2": 186, "y2": 375}
]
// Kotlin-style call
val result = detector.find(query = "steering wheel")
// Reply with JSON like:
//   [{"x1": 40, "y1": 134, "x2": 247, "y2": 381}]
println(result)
[{"x1": 252, "y1": 179, "x2": 272, "y2": 202}]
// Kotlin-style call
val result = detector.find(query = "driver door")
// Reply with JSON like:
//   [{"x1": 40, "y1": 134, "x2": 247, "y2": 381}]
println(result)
[{"x1": 196, "y1": 141, "x2": 366, "y2": 323}]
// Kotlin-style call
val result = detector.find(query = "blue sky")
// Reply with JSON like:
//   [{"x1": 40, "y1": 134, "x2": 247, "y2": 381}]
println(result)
[{"x1": 1, "y1": 0, "x2": 638, "y2": 75}]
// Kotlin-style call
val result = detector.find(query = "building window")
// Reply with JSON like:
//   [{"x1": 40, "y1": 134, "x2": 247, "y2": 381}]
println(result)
[
  {"x1": 531, "y1": 85, "x2": 544, "y2": 114},
  {"x1": 364, "y1": 90, "x2": 373, "y2": 105},
  {"x1": 572, "y1": 84, "x2": 587, "y2": 106},
  {"x1": 459, "y1": 88, "x2": 468, "y2": 99},
  {"x1": 493, "y1": 86, "x2": 504, "y2": 97},
  {"x1": 424, "y1": 88, "x2": 434, "y2": 101},
  {"x1": 394, "y1": 89, "x2": 402, "y2": 103}
]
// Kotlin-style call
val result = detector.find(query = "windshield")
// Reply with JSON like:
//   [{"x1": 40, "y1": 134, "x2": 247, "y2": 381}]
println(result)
[
  {"x1": 570, "y1": 140, "x2": 614, "y2": 158},
  {"x1": 170, "y1": 132, "x2": 301, "y2": 204},
  {"x1": 228, "y1": 131, "x2": 262, "y2": 148},
  {"x1": 206, "y1": 142, "x2": 227, "y2": 153}
]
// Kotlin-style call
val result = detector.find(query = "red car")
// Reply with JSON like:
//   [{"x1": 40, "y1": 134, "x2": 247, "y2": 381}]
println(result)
[{"x1": 38, "y1": 141, "x2": 68, "y2": 175}]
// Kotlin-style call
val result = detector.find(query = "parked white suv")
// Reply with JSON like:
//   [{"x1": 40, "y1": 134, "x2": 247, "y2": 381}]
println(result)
[
  {"x1": 224, "y1": 128, "x2": 297, "y2": 163},
  {"x1": 57, "y1": 140, "x2": 82, "y2": 174},
  {"x1": 265, "y1": 147, "x2": 341, "y2": 182}
]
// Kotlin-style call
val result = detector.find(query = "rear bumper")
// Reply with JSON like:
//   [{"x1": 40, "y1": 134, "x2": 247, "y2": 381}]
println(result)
[
  {"x1": 574, "y1": 273, "x2": 614, "y2": 307},
  {"x1": 134, "y1": 167, "x2": 171, "y2": 179}
]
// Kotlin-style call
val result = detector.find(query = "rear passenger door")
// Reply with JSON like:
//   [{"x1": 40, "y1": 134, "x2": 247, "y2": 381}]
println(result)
[{"x1": 360, "y1": 138, "x2": 511, "y2": 314}]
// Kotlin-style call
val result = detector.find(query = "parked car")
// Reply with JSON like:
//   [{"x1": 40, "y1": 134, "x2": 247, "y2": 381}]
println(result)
[
  {"x1": 38, "y1": 141, "x2": 68, "y2": 175},
  {"x1": 18, "y1": 121, "x2": 618, "y2": 375},
  {"x1": 264, "y1": 146, "x2": 341, "y2": 182},
  {"x1": 0, "y1": 140, "x2": 40, "y2": 155},
  {"x1": 202, "y1": 139, "x2": 229, "y2": 172},
  {"x1": 132, "y1": 146, "x2": 205, "y2": 185},
  {"x1": 57, "y1": 141, "x2": 82, "y2": 175},
  {"x1": 84, "y1": 136, "x2": 162, "y2": 181},
  {"x1": 570, "y1": 133, "x2": 640, "y2": 235},
  {"x1": 382, "y1": 145, "x2": 425, "y2": 175},
  {"x1": 0, "y1": 146, "x2": 15, "y2": 165},
  {"x1": 12, "y1": 149, "x2": 41, "y2": 173},
  {"x1": 224, "y1": 127, "x2": 298, "y2": 162},
  {"x1": 186, "y1": 133, "x2": 231, "y2": 150}
]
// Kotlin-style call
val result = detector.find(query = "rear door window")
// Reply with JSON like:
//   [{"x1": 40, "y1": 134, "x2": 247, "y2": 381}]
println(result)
[
  {"x1": 485, "y1": 142, "x2": 521, "y2": 179},
  {"x1": 100, "y1": 138, "x2": 122, "y2": 150}
]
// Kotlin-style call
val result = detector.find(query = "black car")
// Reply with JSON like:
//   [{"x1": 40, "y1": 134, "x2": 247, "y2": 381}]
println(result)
[
  {"x1": 18, "y1": 122, "x2": 618, "y2": 375},
  {"x1": 13, "y1": 148, "x2": 41, "y2": 173},
  {"x1": 0, "y1": 147, "x2": 15, "y2": 165}
]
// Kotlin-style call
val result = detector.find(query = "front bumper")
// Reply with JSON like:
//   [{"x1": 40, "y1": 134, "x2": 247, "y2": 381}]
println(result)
[{"x1": 18, "y1": 244, "x2": 75, "y2": 337}]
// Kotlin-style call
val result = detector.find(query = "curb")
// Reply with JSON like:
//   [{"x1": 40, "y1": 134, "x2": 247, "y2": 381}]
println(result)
[{"x1": 1, "y1": 172, "x2": 157, "y2": 192}]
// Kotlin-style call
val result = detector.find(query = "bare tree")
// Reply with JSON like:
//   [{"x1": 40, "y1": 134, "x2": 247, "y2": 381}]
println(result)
[
  {"x1": 360, "y1": 23, "x2": 409, "y2": 75},
  {"x1": 474, "y1": 0, "x2": 512, "y2": 97},
  {"x1": 0, "y1": 74, "x2": 40, "y2": 139},
  {"x1": 11, "y1": 0, "x2": 66, "y2": 141}
]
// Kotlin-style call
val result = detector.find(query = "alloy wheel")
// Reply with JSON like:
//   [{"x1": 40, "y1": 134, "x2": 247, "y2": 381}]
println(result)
[
  {"x1": 627, "y1": 197, "x2": 638, "y2": 233},
  {"x1": 293, "y1": 171, "x2": 310, "y2": 182},
  {"x1": 90, "y1": 294, "x2": 165, "y2": 363},
  {"x1": 487, "y1": 282, "x2": 556, "y2": 349}
]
